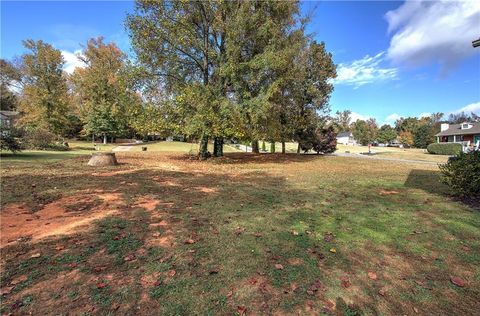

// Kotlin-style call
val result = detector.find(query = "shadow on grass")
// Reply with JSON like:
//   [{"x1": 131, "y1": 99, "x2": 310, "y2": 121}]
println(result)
[
  {"x1": 172, "y1": 152, "x2": 321, "y2": 165},
  {"x1": 404, "y1": 169, "x2": 479, "y2": 208}
]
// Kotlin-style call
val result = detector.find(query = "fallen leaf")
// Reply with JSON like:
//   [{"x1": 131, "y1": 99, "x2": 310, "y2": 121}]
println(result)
[
  {"x1": 96, "y1": 282, "x2": 107, "y2": 289},
  {"x1": 10, "y1": 275, "x2": 28, "y2": 285},
  {"x1": 450, "y1": 276, "x2": 466, "y2": 287},
  {"x1": 0, "y1": 286, "x2": 14, "y2": 296},
  {"x1": 368, "y1": 271, "x2": 378, "y2": 280},
  {"x1": 324, "y1": 233, "x2": 334, "y2": 242},
  {"x1": 184, "y1": 239, "x2": 196, "y2": 244},
  {"x1": 68, "y1": 263, "x2": 78, "y2": 268},
  {"x1": 253, "y1": 232, "x2": 262, "y2": 238},
  {"x1": 378, "y1": 288, "x2": 386, "y2": 296},
  {"x1": 55, "y1": 245, "x2": 65, "y2": 251},
  {"x1": 124, "y1": 254, "x2": 136, "y2": 262},
  {"x1": 159, "y1": 254, "x2": 173, "y2": 263},
  {"x1": 340, "y1": 276, "x2": 351, "y2": 288},
  {"x1": 413, "y1": 307, "x2": 419, "y2": 313},
  {"x1": 167, "y1": 270, "x2": 176, "y2": 277},
  {"x1": 274, "y1": 264, "x2": 284, "y2": 270},
  {"x1": 329, "y1": 248, "x2": 336, "y2": 253},
  {"x1": 379, "y1": 190, "x2": 399, "y2": 195},
  {"x1": 291, "y1": 230, "x2": 299, "y2": 236},
  {"x1": 226, "y1": 290, "x2": 233, "y2": 298},
  {"x1": 209, "y1": 266, "x2": 221, "y2": 274},
  {"x1": 237, "y1": 306, "x2": 247, "y2": 315},
  {"x1": 152, "y1": 232, "x2": 161, "y2": 237},
  {"x1": 30, "y1": 253, "x2": 41, "y2": 258}
]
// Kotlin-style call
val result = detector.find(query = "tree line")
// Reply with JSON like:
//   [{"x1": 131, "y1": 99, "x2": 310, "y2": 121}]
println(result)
[
  {"x1": 1, "y1": 0, "x2": 338, "y2": 158},
  {"x1": 330, "y1": 110, "x2": 480, "y2": 148}
]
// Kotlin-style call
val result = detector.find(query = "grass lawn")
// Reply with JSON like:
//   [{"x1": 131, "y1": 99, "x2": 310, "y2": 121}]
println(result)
[{"x1": 0, "y1": 151, "x2": 478, "y2": 315}]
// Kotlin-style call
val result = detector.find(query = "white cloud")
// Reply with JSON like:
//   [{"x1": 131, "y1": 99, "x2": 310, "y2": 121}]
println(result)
[
  {"x1": 449, "y1": 102, "x2": 480, "y2": 115},
  {"x1": 350, "y1": 111, "x2": 368, "y2": 123},
  {"x1": 385, "y1": 1, "x2": 480, "y2": 75},
  {"x1": 61, "y1": 50, "x2": 85, "y2": 74},
  {"x1": 332, "y1": 52, "x2": 398, "y2": 88},
  {"x1": 385, "y1": 113, "x2": 401, "y2": 122},
  {"x1": 418, "y1": 112, "x2": 431, "y2": 118}
]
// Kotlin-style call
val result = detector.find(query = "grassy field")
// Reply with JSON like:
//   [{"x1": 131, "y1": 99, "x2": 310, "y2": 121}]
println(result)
[
  {"x1": 1, "y1": 149, "x2": 478, "y2": 315},
  {"x1": 0, "y1": 141, "x2": 241, "y2": 164}
]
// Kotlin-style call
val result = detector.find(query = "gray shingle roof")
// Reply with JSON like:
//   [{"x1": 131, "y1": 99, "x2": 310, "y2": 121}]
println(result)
[
  {"x1": 435, "y1": 123, "x2": 480, "y2": 136},
  {"x1": 337, "y1": 132, "x2": 352, "y2": 138}
]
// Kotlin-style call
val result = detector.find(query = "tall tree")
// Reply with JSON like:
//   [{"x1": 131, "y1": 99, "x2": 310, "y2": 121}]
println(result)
[
  {"x1": 377, "y1": 124, "x2": 397, "y2": 144},
  {"x1": 127, "y1": 0, "x2": 238, "y2": 158},
  {"x1": 226, "y1": 0, "x2": 301, "y2": 153},
  {"x1": 333, "y1": 110, "x2": 352, "y2": 133},
  {"x1": 71, "y1": 38, "x2": 137, "y2": 143},
  {"x1": 17, "y1": 40, "x2": 70, "y2": 136},
  {"x1": 0, "y1": 59, "x2": 22, "y2": 111},
  {"x1": 352, "y1": 118, "x2": 378, "y2": 146}
]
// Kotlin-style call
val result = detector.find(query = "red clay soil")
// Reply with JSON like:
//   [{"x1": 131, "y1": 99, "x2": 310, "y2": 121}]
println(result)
[{"x1": 0, "y1": 191, "x2": 124, "y2": 247}]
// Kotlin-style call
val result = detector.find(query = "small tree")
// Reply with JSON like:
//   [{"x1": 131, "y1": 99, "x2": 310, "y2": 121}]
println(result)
[
  {"x1": 299, "y1": 126, "x2": 337, "y2": 154},
  {"x1": 413, "y1": 124, "x2": 435, "y2": 148},
  {"x1": 0, "y1": 127, "x2": 21, "y2": 153},
  {"x1": 439, "y1": 151, "x2": 480, "y2": 198}
]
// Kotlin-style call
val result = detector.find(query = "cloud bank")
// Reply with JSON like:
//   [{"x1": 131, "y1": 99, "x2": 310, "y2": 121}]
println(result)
[{"x1": 385, "y1": 0, "x2": 480, "y2": 75}]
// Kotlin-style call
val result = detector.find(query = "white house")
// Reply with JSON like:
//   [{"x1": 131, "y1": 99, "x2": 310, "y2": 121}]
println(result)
[{"x1": 336, "y1": 131, "x2": 357, "y2": 145}]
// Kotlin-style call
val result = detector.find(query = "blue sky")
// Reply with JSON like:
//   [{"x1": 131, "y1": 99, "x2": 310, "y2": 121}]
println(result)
[{"x1": 2, "y1": 0, "x2": 479, "y2": 125}]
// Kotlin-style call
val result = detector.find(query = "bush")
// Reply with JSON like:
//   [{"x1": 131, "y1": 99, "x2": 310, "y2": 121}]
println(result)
[
  {"x1": 439, "y1": 151, "x2": 480, "y2": 197},
  {"x1": 0, "y1": 129, "x2": 22, "y2": 153},
  {"x1": 299, "y1": 126, "x2": 337, "y2": 154},
  {"x1": 427, "y1": 143, "x2": 462, "y2": 155},
  {"x1": 24, "y1": 128, "x2": 69, "y2": 151}
]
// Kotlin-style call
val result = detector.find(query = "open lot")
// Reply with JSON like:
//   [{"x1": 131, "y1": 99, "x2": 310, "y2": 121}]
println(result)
[{"x1": 0, "y1": 146, "x2": 478, "y2": 315}]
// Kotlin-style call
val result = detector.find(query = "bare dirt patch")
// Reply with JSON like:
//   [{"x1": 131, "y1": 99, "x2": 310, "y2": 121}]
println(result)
[{"x1": 1, "y1": 192, "x2": 124, "y2": 247}]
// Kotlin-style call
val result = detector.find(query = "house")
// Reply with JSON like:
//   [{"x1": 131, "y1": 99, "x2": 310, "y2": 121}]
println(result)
[
  {"x1": 336, "y1": 131, "x2": 357, "y2": 145},
  {"x1": 0, "y1": 110, "x2": 19, "y2": 130},
  {"x1": 435, "y1": 122, "x2": 480, "y2": 151}
]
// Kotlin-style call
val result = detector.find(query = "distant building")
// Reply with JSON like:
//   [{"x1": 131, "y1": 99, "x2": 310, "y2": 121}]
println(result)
[
  {"x1": 336, "y1": 131, "x2": 357, "y2": 145},
  {"x1": 435, "y1": 122, "x2": 480, "y2": 151}
]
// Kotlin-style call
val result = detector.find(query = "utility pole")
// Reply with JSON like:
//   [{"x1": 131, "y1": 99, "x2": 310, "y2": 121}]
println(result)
[{"x1": 473, "y1": 38, "x2": 480, "y2": 48}]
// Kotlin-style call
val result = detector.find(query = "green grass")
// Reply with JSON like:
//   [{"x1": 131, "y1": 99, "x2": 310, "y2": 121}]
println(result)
[{"x1": 0, "y1": 152, "x2": 478, "y2": 315}]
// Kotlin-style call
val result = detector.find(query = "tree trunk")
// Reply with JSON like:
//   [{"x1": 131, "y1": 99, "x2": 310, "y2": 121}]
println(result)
[
  {"x1": 103, "y1": 134, "x2": 107, "y2": 144},
  {"x1": 199, "y1": 134, "x2": 209, "y2": 159},
  {"x1": 281, "y1": 141, "x2": 286, "y2": 154},
  {"x1": 270, "y1": 142, "x2": 275, "y2": 153},
  {"x1": 213, "y1": 137, "x2": 224, "y2": 157},
  {"x1": 297, "y1": 143, "x2": 301, "y2": 154},
  {"x1": 251, "y1": 140, "x2": 259, "y2": 153}
]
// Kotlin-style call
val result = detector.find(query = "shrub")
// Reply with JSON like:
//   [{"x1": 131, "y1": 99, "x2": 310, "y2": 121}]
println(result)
[
  {"x1": 427, "y1": 143, "x2": 462, "y2": 155},
  {"x1": 439, "y1": 151, "x2": 480, "y2": 197},
  {"x1": 299, "y1": 126, "x2": 337, "y2": 154},
  {"x1": 0, "y1": 128, "x2": 22, "y2": 153},
  {"x1": 24, "y1": 128, "x2": 69, "y2": 151}
]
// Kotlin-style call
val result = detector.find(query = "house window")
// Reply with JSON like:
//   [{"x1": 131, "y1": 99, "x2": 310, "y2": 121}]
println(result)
[{"x1": 461, "y1": 123, "x2": 471, "y2": 129}]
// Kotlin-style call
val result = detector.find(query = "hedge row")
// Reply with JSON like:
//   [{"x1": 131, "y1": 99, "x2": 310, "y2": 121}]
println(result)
[{"x1": 427, "y1": 143, "x2": 462, "y2": 155}]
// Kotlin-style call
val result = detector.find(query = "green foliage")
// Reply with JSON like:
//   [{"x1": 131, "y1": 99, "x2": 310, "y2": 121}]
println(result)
[
  {"x1": 377, "y1": 124, "x2": 397, "y2": 144},
  {"x1": 17, "y1": 40, "x2": 70, "y2": 136},
  {"x1": 23, "y1": 128, "x2": 68, "y2": 151},
  {"x1": 0, "y1": 59, "x2": 21, "y2": 111},
  {"x1": 0, "y1": 128, "x2": 22, "y2": 153},
  {"x1": 352, "y1": 119, "x2": 378, "y2": 146},
  {"x1": 427, "y1": 143, "x2": 462, "y2": 155},
  {"x1": 71, "y1": 38, "x2": 136, "y2": 140},
  {"x1": 413, "y1": 124, "x2": 435, "y2": 148},
  {"x1": 439, "y1": 151, "x2": 480, "y2": 197},
  {"x1": 298, "y1": 126, "x2": 337, "y2": 154}
]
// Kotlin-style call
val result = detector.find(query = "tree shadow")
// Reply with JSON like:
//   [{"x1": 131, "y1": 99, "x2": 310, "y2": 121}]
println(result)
[
  {"x1": 404, "y1": 169, "x2": 447, "y2": 195},
  {"x1": 171, "y1": 152, "x2": 321, "y2": 165}
]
